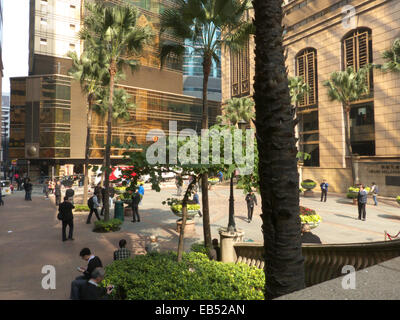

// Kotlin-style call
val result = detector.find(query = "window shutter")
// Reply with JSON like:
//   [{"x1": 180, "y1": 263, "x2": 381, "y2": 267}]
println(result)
[
  {"x1": 296, "y1": 49, "x2": 317, "y2": 107},
  {"x1": 306, "y1": 51, "x2": 316, "y2": 105}
]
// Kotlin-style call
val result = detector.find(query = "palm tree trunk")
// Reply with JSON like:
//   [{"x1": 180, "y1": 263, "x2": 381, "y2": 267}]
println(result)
[
  {"x1": 83, "y1": 98, "x2": 93, "y2": 205},
  {"x1": 201, "y1": 54, "x2": 212, "y2": 250},
  {"x1": 344, "y1": 105, "x2": 356, "y2": 185},
  {"x1": 253, "y1": 0, "x2": 305, "y2": 299},
  {"x1": 104, "y1": 60, "x2": 117, "y2": 221}
]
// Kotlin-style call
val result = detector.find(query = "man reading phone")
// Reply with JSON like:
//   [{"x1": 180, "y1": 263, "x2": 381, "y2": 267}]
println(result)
[
  {"x1": 70, "y1": 248, "x2": 103, "y2": 300},
  {"x1": 79, "y1": 268, "x2": 114, "y2": 300}
]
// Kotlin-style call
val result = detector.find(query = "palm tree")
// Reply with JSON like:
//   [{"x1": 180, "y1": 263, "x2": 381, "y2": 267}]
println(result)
[
  {"x1": 288, "y1": 76, "x2": 309, "y2": 106},
  {"x1": 160, "y1": 0, "x2": 253, "y2": 250},
  {"x1": 68, "y1": 50, "x2": 109, "y2": 205},
  {"x1": 323, "y1": 66, "x2": 370, "y2": 185},
  {"x1": 253, "y1": 0, "x2": 305, "y2": 299},
  {"x1": 377, "y1": 38, "x2": 400, "y2": 73},
  {"x1": 80, "y1": 1, "x2": 153, "y2": 221},
  {"x1": 217, "y1": 97, "x2": 255, "y2": 127}
]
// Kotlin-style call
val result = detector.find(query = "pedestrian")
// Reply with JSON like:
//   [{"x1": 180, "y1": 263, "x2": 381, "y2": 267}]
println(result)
[
  {"x1": 217, "y1": 171, "x2": 223, "y2": 183},
  {"x1": 86, "y1": 193, "x2": 101, "y2": 224},
  {"x1": 65, "y1": 186, "x2": 75, "y2": 205},
  {"x1": 55, "y1": 181, "x2": 62, "y2": 205},
  {"x1": 145, "y1": 235, "x2": 160, "y2": 253},
  {"x1": 24, "y1": 178, "x2": 33, "y2": 201},
  {"x1": 138, "y1": 182, "x2": 144, "y2": 204},
  {"x1": 113, "y1": 239, "x2": 131, "y2": 261},
  {"x1": 70, "y1": 248, "x2": 103, "y2": 300},
  {"x1": 0, "y1": 185, "x2": 4, "y2": 206},
  {"x1": 43, "y1": 180, "x2": 49, "y2": 199},
  {"x1": 175, "y1": 174, "x2": 183, "y2": 196},
  {"x1": 58, "y1": 196, "x2": 74, "y2": 241},
  {"x1": 320, "y1": 179, "x2": 328, "y2": 202},
  {"x1": 131, "y1": 190, "x2": 141, "y2": 223},
  {"x1": 208, "y1": 238, "x2": 221, "y2": 261},
  {"x1": 79, "y1": 267, "x2": 114, "y2": 300},
  {"x1": 245, "y1": 191, "x2": 257, "y2": 223},
  {"x1": 114, "y1": 196, "x2": 124, "y2": 221},
  {"x1": 357, "y1": 184, "x2": 368, "y2": 221},
  {"x1": 193, "y1": 191, "x2": 202, "y2": 217},
  {"x1": 370, "y1": 182, "x2": 379, "y2": 206},
  {"x1": 301, "y1": 223, "x2": 322, "y2": 244},
  {"x1": 15, "y1": 173, "x2": 22, "y2": 191}
]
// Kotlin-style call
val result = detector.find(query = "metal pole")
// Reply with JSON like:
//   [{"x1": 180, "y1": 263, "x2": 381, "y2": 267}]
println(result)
[{"x1": 227, "y1": 172, "x2": 236, "y2": 233}]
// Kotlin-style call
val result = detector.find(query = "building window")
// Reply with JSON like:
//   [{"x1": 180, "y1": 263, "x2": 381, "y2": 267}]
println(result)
[
  {"x1": 69, "y1": 24, "x2": 75, "y2": 30},
  {"x1": 40, "y1": 38, "x2": 47, "y2": 45},
  {"x1": 230, "y1": 40, "x2": 250, "y2": 98},
  {"x1": 296, "y1": 48, "x2": 318, "y2": 107},
  {"x1": 69, "y1": 43, "x2": 75, "y2": 50},
  {"x1": 40, "y1": 18, "x2": 47, "y2": 25},
  {"x1": 70, "y1": 4, "x2": 76, "y2": 9},
  {"x1": 342, "y1": 28, "x2": 373, "y2": 90},
  {"x1": 349, "y1": 102, "x2": 375, "y2": 156},
  {"x1": 298, "y1": 110, "x2": 319, "y2": 167}
]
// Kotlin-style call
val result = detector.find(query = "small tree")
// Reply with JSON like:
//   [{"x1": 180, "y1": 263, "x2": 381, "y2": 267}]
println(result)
[
  {"x1": 218, "y1": 97, "x2": 255, "y2": 128},
  {"x1": 376, "y1": 38, "x2": 400, "y2": 73},
  {"x1": 323, "y1": 66, "x2": 370, "y2": 185}
]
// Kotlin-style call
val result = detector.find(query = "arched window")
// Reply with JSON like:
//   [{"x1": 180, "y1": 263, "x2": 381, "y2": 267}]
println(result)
[
  {"x1": 296, "y1": 48, "x2": 318, "y2": 107},
  {"x1": 230, "y1": 40, "x2": 250, "y2": 98},
  {"x1": 342, "y1": 28, "x2": 373, "y2": 89}
]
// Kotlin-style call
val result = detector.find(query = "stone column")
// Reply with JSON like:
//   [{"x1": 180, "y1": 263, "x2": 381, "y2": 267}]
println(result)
[{"x1": 219, "y1": 228, "x2": 245, "y2": 263}]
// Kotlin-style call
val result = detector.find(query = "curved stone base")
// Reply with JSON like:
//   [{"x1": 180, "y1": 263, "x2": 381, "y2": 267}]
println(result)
[{"x1": 176, "y1": 219, "x2": 195, "y2": 234}]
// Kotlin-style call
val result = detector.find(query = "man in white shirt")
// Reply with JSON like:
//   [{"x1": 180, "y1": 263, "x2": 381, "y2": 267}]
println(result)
[{"x1": 86, "y1": 193, "x2": 101, "y2": 224}]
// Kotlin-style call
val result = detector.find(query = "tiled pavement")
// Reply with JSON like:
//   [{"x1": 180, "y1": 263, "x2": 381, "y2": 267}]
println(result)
[{"x1": 0, "y1": 185, "x2": 399, "y2": 299}]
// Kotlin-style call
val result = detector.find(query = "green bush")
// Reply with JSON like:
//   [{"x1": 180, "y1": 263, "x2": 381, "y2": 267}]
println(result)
[
  {"x1": 93, "y1": 219, "x2": 122, "y2": 233},
  {"x1": 348, "y1": 186, "x2": 371, "y2": 193},
  {"x1": 171, "y1": 203, "x2": 200, "y2": 213},
  {"x1": 396, "y1": 196, "x2": 400, "y2": 204},
  {"x1": 103, "y1": 251, "x2": 264, "y2": 300},
  {"x1": 301, "y1": 179, "x2": 317, "y2": 190},
  {"x1": 190, "y1": 242, "x2": 209, "y2": 255},
  {"x1": 74, "y1": 204, "x2": 90, "y2": 212},
  {"x1": 114, "y1": 186, "x2": 127, "y2": 194},
  {"x1": 346, "y1": 192, "x2": 358, "y2": 199}
]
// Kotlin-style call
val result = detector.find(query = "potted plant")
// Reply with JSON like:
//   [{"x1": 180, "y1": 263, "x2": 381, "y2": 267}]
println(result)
[
  {"x1": 301, "y1": 179, "x2": 317, "y2": 197},
  {"x1": 347, "y1": 186, "x2": 371, "y2": 205},
  {"x1": 163, "y1": 198, "x2": 200, "y2": 233},
  {"x1": 299, "y1": 206, "x2": 321, "y2": 229}
]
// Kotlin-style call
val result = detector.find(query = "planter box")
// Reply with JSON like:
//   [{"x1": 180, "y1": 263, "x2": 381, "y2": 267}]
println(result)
[
  {"x1": 171, "y1": 209, "x2": 199, "y2": 219},
  {"x1": 303, "y1": 190, "x2": 314, "y2": 197}
]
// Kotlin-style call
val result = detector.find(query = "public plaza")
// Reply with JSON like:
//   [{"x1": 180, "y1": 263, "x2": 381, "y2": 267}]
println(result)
[
  {"x1": 1, "y1": 182, "x2": 400, "y2": 299},
  {"x1": 0, "y1": 0, "x2": 400, "y2": 302}
]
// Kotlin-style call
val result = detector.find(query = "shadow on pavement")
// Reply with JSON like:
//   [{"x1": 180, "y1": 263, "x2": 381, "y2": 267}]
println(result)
[{"x1": 377, "y1": 214, "x2": 400, "y2": 221}]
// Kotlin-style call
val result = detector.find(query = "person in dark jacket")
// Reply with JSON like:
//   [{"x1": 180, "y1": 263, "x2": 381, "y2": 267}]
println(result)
[
  {"x1": 70, "y1": 248, "x2": 103, "y2": 300},
  {"x1": 357, "y1": 184, "x2": 368, "y2": 221},
  {"x1": 79, "y1": 268, "x2": 113, "y2": 300},
  {"x1": 131, "y1": 191, "x2": 141, "y2": 223},
  {"x1": 24, "y1": 178, "x2": 33, "y2": 201},
  {"x1": 320, "y1": 179, "x2": 329, "y2": 202},
  {"x1": 301, "y1": 223, "x2": 322, "y2": 244},
  {"x1": 100, "y1": 187, "x2": 106, "y2": 216},
  {"x1": 59, "y1": 196, "x2": 75, "y2": 241},
  {"x1": 245, "y1": 191, "x2": 257, "y2": 223},
  {"x1": 54, "y1": 181, "x2": 62, "y2": 205}
]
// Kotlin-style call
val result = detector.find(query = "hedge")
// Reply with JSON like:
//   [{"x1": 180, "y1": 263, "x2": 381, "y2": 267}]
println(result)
[
  {"x1": 74, "y1": 204, "x2": 90, "y2": 212},
  {"x1": 103, "y1": 251, "x2": 264, "y2": 300},
  {"x1": 93, "y1": 219, "x2": 122, "y2": 233}
]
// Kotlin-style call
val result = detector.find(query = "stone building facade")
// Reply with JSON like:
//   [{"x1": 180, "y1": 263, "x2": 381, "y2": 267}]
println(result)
[{"x1": 221, "y1": 0, "x2": 400, "y2": 196}]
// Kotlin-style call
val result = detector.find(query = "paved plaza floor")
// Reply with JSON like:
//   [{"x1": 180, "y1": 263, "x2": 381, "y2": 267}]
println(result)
[{"x1": 0, "y1": 184, "x2": 399, "y2": 299}]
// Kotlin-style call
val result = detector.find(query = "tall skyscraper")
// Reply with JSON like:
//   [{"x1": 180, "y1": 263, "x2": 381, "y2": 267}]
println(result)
[{"x1": 9, "y1": 0, "x2": 220, "y2": 179}]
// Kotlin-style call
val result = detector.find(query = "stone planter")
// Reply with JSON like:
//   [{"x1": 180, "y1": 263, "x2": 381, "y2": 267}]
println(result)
[
  {"x1": 302, "y1": 221, "x2": 320, "y2": 229},
  {"x1": 303, "y1": 190, "x2": 314, "y2": 197},
  {"x1": 171, "y1": 208, "x2": 199, "y2": 219},
  {"x1": 176, "y1": 218, "x2": 195, "y2": 234}
]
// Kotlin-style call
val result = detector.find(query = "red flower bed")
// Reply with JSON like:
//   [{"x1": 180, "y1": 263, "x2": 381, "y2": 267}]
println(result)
[{"x1": 299, "y1": 206, "x2": 316, "y2": 216}]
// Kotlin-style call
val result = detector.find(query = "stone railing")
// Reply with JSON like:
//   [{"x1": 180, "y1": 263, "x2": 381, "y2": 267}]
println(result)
[{"x1": 233, "y1": 240, "x2": 400, "y2": 287}]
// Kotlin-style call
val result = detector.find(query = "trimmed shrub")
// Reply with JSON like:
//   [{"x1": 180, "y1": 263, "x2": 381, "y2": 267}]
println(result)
[
  {"x1": 190, "y1": 242, "x2": 209, "y2": 255},
  {"x1": 103, "y1": 251, "x2": 264, "y2": 300},
  {"x1": 346, "y1": 192, "x2": 358, "y2": 199},
  {"x1": 93, "y1": 219, "x2": 122, "y2": 233},
  {"x1": 171, "y1": 203, "x2": 200, "y2": 213},
  {"x1": 74, "y1": 204, "x2": 90, "y2": 212}
]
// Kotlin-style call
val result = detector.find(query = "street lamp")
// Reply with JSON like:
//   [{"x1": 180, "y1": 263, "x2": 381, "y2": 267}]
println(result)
[{"x1": 227, "y1": 120, "x2": 248, "y2": 233}]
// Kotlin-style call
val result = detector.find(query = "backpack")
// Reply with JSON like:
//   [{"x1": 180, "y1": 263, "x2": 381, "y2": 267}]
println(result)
[{"x1": 87, "y1": 196, "x2": 94, "y2": 208}]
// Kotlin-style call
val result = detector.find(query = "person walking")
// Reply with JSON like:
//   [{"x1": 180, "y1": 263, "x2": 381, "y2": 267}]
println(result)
[
  {"x1": 131, "y1": 190, "x2": 141, "y2": 223},
  {"x1": 15, "y1": 173, "x2": 22, "y2": 191},
  {"x1": 245, "y1": 191, "x2": 257, "y2": 223},
  {"x1": 193, "y1": 191, "x2": 202, "y2": 217},
  {"x1": 43, "y1": 180, "x2": 49, "y2": 199},
  {"x1": 138, "y1": 182, "x2": 144, "y2": 205},
  {"x1": 86, "y1": 193, "x2": 101, "y2": 224},
  {"x1": 24, "y1": 178, "x2": 33, "y2": 201},
  {"x1": 100, "y1": 186, "x2": 106, "y2": 216},
  {"x1": 357, "y1": 185, "x2": 368, "y2": 221},
  {"x1": 320, "y1": 179, "x2": 329, "y2": 202},
  {"x1": 58, "y1": 196, "x2": 75, "y2": 241},
  {"x1": 55, "y1": 181, "x2": 62, "y2": 206},
  {"x1": 113, "y1": 239, "x2": 131, "y2": 261},
  {"x1": 371, "y1": 182, "x2": 379, "y2": 206}
]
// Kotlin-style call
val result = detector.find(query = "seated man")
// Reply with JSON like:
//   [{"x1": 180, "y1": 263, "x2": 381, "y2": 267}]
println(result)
[
  {"x1": 113, "y1": 239, "x2": 131, "y2": 261},
  {"x1": 301, "y1": 224, "x2": 322, "y2": 244},
  {"x1": 145, "y1": 235, "x2": 160, "y2": 253},
  {"x1": 79, "y1": 268, "x2": 114, "y2": 300},
  {"x1": 70, "y1": 248, "x2": 103, "y2": 300}
]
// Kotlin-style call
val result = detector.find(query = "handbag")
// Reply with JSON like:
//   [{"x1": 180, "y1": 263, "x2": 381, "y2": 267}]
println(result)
[{"x1": 57, "y1": 210, "x2": 63, "y2": 221}]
